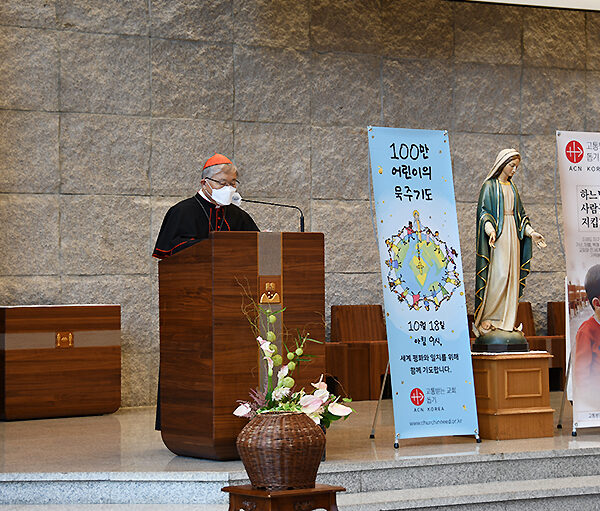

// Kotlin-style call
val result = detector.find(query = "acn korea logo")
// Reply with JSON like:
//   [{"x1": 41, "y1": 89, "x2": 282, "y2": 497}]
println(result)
[
  {"x1": 410, "y1": 388, "x2": 424, "y2": 406},
  {"x1": 566, "y1": 140, "x2": 584, "y2": 164}
]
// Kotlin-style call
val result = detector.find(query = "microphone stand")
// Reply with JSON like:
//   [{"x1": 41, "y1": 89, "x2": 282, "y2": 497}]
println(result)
[{"x1": 242, "y1": 199, "x2": 305, "y2": 232}]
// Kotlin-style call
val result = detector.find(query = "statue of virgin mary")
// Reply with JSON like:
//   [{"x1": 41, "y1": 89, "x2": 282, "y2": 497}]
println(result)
[{"x1": 473, "y1": 149, "x2": 546, "y2": 351}]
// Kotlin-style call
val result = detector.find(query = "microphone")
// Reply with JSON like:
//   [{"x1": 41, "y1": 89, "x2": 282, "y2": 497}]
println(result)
[{"x1": 242, "y1": 199, "x2": 305, "y2": 232}]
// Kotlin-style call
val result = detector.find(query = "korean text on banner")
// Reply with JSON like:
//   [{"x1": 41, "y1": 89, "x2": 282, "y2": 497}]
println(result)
[
  {"x1": 557, "y1": 130, "x2": 600, "y2": 429},
  {"x1": 367, "y1": 126, "x2": 478, "y2": 440}
]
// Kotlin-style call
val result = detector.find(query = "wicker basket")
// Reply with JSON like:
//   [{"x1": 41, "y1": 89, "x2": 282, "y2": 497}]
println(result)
[{"x1": 236, "y1": 411, "x2": 326, "y2": 490}]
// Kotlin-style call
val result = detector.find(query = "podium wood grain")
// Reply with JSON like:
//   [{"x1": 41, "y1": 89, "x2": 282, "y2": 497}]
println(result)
[{"x1": 158, "y1": 232, "x2": 325, "y2": 460}]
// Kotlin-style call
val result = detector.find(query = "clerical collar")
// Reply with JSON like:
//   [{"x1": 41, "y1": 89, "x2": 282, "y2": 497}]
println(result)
[{"x1": 198, "y1": 189, "x2": 221, "y2": 209}]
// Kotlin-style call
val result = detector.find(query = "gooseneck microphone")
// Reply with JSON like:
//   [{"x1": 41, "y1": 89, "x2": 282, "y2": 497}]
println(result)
[{"x1": 242, "y1": 199, "x2": 305, "y2": 232}]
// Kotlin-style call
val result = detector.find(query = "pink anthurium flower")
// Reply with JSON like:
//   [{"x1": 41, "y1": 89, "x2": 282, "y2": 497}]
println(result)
[
  {"x1": 300, "y1": 394, "x2": 324, "y2": 415},
  {"x1": 277, "y1": 365, "x2": 289, "y2": 383},
  {"x1": 314, "y1": 388, "x2": 329, "y2": 401},
  {"x1": 328, "y1": 401, "x2": 353, "y2": 417},
  {"x1": 265, "y1": 356, "x2": 274, "y2": 372},
  {"x1": 311, "y1": 374, "x2": 327, "y2": 391},
  {"x1": 233, "y1": 402, "x2": 252, "y2": 417},
  {"x1": 257, "y1": 336, "x2": 274, "y2": 356}
]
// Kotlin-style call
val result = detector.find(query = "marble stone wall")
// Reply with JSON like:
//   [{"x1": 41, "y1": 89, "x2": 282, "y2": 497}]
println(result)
[{"x1": 0, "y1": 0, "x2": 597, "y2": 406}]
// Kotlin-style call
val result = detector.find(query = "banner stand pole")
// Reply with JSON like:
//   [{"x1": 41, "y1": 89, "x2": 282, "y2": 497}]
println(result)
[
  {"x1": 557, "y1": 350, "x2": 577, "y2": 436},
  {"x1": 369, "y1": 360, "x2": 390, "y2": 440}
]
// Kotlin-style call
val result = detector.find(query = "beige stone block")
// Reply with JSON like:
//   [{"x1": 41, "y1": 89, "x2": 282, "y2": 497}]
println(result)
[
  {"x1": 587, "y1": 72, "x2": 600, "y2": 133},
  {"x1": 122, "y1": 349, "x2": 157, "y2": 407},
  {"x1": 60, "y1": 113, "x2": 150, "y2": 195},
  {"x1": 520, "y1": 135, "x2": 561, "y2": 205},
  {"x1": 0, "y1": 27, "x2": 58, "y2": 110},
  {"x1": 241, "y1": 198, "x2": 309, "y2": 234},
  {"x1": 234, "y1": 0, "x2": 308, "y2": 49},
  {"x1": 0, "y1": 111, "x2": 59, "y2": 193},
  {"x1": 0, "y1": 195, "x2": 59, "y2": 276},
  {"x1": 450, "y1": 132, "x2": 521, "y2": 203},
  {"x1": 382, "y1": 59, "x2": 452, "y2": 131},
  {"x1": 151, "y1": 39, "x2": 232, "y2": 119},
  {"x1": 456, "y1": 202, "x2": 477, "y2": 276},
  {"x1": 311, "y1": 0, "x2": 381, "y2": 54},
  {"x1": 61, "y1": 274, "x2": 158, "y2": 353},
  {"x1": 57, "y1": 0, "x2": 149, "y2": 35},
  {"x1": 522, "y1": 271, "x2": 566, "y2": 335},
  {"x1": 325, "y1": 272, "x2": 384, "y2": 340},
  {"x1": 234, "y1": 46, "x2": 310, "y2": 123},
  {"x1": 523, "y1": 8, "x2": 585, "y2": 69},
  {"x1": 312, "y1": 200, "x2": 379, "y2": 273},
  {"x1": 234, "y1": 122, "x2": 310, "y2": 199},
  {"x1": 325, "y1": 272, "x2": 383, "y2": 309},
  {"x1": 454, "y1": 63, "x2": 520, "y2": 134},
  {"x1": 311, "y1": 53, "x2": 380, "y2": 127},
  {"x1": 0, "y1": 0, "x2": 56, "y2": 28},
  {"x1": 526, "y1": 204, "x2": 565, "y2": 273},
  {"x1": 381, "y1": 0, "x2": 452, "y2": 59},
  {"x1": 150, "y1": 119, "x2": 233, "y2": 196},
  {"x1": 151, "y1": 0, "x2": 232, "y2": 43},
  {"x1": 0, "y1": 276, "x2": 62, "y2": 305},
  {"x1": 454, "y1": 2, "x2": 521, "y2": 65},
  {"x1": 463, "y1": 271, "x2": 476, "y2": 315},
  {"x1": 311, "y1": 126, "x2": 370, "y2": 200},
  {"x1": 521, "y1": 68, "x2": 585, "y2": 135},
  {"x1": 60, "y1": 32, "x2": 150, "y2": 115},
  {"x1": 60, "y1": 195, "x2": 151, "y2": 275},
  {"x1": 151, "y1": 196, "x2": 187, "y2": 255},
  {"x1": 587, "y1": 13, "x2": 600, "y2": 72}
]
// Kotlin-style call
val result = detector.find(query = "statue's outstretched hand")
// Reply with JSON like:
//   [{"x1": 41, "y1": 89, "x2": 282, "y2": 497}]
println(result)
[
  {"x1": 532, "y1": 231, "x2": 546, "y2": 248},
  {"x1": 488, "y1": 230, "x2": 496, "y2": 248}
]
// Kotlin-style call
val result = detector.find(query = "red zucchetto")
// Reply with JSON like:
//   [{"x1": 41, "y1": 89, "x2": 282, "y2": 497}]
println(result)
[{"x1": 203, "y1": 153, "x2": 232, "y2": 169}]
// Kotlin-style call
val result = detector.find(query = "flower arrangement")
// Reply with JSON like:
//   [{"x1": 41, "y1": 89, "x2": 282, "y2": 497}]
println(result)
[{"x1": 233, "y1": 299, "x2": 353, "y2": 428}]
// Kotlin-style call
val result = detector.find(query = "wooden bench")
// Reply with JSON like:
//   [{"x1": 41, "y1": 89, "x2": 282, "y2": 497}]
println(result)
[
  {"x1": 325, "y1": 305, "x2": 388, "y2": 401},
  {"x1": 516, "y1": 301, "x2": 566, "y2": 391}
]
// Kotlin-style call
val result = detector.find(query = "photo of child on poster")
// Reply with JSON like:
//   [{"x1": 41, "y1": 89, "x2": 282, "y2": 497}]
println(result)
[{"x1": 572, "y1": 264, "x2": 600, "y2": 414}]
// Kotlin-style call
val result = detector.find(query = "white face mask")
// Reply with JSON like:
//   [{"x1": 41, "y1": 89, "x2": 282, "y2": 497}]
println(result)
[{"x1": 208, "y1": 183, "x2": 242, "y2": 206}]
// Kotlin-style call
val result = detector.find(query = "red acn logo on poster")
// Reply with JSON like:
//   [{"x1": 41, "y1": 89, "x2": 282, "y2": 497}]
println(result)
[
  {"x1": 410, "y1": 387, "x2": 424, "y2": 406},
  {"x1": 566, "y1": 140, "x2": 584, "y2": 164}
]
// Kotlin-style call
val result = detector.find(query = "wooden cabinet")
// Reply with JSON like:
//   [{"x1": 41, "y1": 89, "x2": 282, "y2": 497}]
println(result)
[{"x1": 0, "y1": 305, "x2": 121, "y2": 420}]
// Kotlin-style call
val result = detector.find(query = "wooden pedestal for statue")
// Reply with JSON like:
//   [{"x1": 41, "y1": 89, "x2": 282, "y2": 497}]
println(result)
[
  {"x1": 158, "y1": 232, "x2": 325, "y2": 460},
  {"x1": 472, "y1": 352, "x2": 554, "y2": 440}
]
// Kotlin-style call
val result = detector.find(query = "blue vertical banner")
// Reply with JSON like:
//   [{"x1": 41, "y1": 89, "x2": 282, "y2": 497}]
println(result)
[{"x1": 368, "y1": 126, "x2": 478, "y2": 440}]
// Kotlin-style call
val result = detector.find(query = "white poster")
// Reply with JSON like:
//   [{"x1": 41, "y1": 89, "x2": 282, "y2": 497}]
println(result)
[{"x1": 557, "y1": 130, "x2": 600, "y2": 429}]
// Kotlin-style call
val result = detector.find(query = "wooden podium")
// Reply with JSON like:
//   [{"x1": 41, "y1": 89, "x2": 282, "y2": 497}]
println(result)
[{"x1": 158, "y1": 232, "x2": 325, "y2": 460}]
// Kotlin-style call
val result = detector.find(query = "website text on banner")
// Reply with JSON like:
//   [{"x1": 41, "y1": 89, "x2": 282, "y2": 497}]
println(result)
[
  {"x1": 367, "y1": 126, "x2": 478, "y2": 441},
  {"x1": 557, "y1": 130, "x2": 600, "y2": 430}
]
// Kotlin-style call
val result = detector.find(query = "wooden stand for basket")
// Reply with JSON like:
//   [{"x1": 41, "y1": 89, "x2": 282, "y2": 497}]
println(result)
[{"x1": 222, "y1": 484, "x2": 345, "y2": 511}]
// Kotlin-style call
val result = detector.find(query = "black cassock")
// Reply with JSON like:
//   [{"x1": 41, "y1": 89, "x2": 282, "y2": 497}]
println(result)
[
  {"x1": 153, "y1": 193, "x2": 259, "y2": 430},
  {"x1": 153, "y1": 193, "x2": 259, "y2": 259}
]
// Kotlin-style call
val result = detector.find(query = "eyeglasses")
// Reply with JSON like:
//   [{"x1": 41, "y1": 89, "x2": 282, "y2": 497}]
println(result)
[{"x1": 206, "y1": 177, "x2": 240, "y2": 188}]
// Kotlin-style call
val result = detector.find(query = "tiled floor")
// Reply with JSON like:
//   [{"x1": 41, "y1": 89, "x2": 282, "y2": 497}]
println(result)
[{"x1": 0, "y1": 393, "x2": 596, "y2": 476}]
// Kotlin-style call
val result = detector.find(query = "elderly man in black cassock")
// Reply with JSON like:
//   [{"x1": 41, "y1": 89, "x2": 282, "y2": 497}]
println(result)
[
  {"x1": 153, "y1": 154, "x2": 259, "y2": 430},
  {"x1": 153, "y1": 153, "x2": 259, "y2": 259}
]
